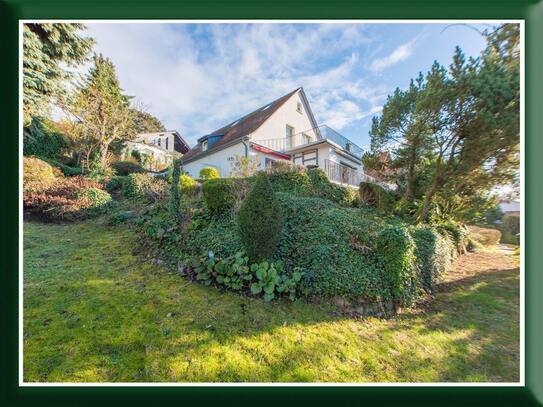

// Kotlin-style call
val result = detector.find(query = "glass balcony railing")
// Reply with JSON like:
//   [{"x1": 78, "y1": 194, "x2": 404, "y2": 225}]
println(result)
[{"x1": 252, "y1": 125, "x2": 364, "y2": 160}]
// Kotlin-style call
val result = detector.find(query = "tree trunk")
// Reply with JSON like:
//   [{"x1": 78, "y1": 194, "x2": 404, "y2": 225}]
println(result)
[
  {"x1": 415, "y1": 156, "x2": 442, "y2": 223},
  {"x1": 99, "y1": 143, "x2": 110, "y2": 167},
  {"x1": 405, "y1": 151, "x2": 416, "y2": 201}
]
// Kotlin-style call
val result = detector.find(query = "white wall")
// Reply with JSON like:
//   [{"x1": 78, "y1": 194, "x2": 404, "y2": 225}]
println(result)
[
  {"x1": 183, "y1": 143, "x2": 247, "y2": 178},
  {"x1": 249, "y1": 91, "x2": 318, "y2": 146}
]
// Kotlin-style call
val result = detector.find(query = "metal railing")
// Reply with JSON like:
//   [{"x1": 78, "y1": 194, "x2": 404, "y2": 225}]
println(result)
[{"x1": 252, "y1": 125, "x2": 364, "y2": 160}]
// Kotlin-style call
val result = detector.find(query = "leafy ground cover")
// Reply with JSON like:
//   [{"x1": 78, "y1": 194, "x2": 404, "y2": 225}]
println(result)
[{"x1": 23, "y1": 220, "x2": 520, "y2": 383}]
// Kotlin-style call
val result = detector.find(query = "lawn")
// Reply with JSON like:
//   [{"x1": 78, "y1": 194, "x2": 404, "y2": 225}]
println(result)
[{"x1": 23, "y1": 220, "x2": 520, "y2": 383}]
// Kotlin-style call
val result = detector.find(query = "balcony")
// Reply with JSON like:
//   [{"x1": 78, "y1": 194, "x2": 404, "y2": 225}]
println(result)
[
  {"x1": 252, "y1": 125, "x2": 364, "y2": 160},
  {"x1": 324, "y1": 159, "x2": 376, "y2": 186}
]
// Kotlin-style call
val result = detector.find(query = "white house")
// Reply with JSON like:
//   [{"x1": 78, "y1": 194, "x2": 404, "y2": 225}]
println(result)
[
  {"x1": 181, "y1": 87, "x2": 372, "y2": 187},
  {"x1": 499, "y1": 199, "x2": 520, "y2": 215},
  {"x1": 122, "y1": 130, "x2": 190, "y2": 169}
]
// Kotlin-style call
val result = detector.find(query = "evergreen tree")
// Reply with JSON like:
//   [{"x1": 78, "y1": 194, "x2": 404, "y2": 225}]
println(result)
[
  {"x1": 68, "y1": 54, "x2": 135, "y2": 168},
  {"x1": 23, "y1": 23, "x2": 93, "y2": 125},
  {"x1": 131, "y1": 108, "x2": 167, "y2": 134},
  {"x1": 237, "y1": 172, "x2": 283, "y2": 262}
]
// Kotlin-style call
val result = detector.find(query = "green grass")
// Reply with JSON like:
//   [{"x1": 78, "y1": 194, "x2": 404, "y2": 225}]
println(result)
[{"x1": 23, "y1": 220, "x2": 520, "y2": 382}]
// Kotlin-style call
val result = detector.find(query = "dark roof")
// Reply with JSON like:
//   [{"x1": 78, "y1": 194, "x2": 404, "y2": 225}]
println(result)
[{"x1": 182, "y1": 88, "x2": 301, "y2": 162}]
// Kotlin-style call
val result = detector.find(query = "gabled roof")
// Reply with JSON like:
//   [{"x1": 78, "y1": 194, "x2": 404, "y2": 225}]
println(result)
[{"x1": 182, "y1": 87, "x2": 308, "y2": 162}]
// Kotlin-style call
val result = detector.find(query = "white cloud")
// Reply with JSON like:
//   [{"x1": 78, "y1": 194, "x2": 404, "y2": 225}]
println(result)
[
  {"x1": 370, "y1": 40, "x2": 416, "y2": 71},
  {"x1": 84, "y1": 23, "x2": 385, "y2": 145}
]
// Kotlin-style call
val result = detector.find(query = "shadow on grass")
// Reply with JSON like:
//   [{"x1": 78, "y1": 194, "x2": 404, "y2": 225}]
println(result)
[{"x1": 23, "y1": 220, "x2": 520, "y2": 383}]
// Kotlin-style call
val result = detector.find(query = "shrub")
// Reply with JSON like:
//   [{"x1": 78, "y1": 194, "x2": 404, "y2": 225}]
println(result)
[
  {"x1": 202, "y1": 178, "x2": 237, "y2": 213},
  {"x1": 468, "y1": 226, "x2": 502, "y2": 246},
  {"x1": 106, "y1": 176, "x2": 129, "y2": 193},
  {"x1": 359, "y1": 181, "x2": 398, "y2": 213},
  {"x1": 199, "y1": 167, "x2": 220, "y2": 180},
  {"x1": 123, "y1": 173, "x2": 168, "y2": 201},
  {"x1": 75, "y1": 187, "x2": 114, "y2": 214},
  {"x1": 237, "y1": 172, "x2": 283, "y2": 261},
  {"x1": 179, "y1": 174, "x2": 198, "y2": 193},
  {"x1": 500, "y1": 214, "x2": 520, "y2": 244},
  {"x1": 375, "y1": 226, "x2": 418, "y2": 306},
  {"x1": 170, "y1": 160, "x2": 182, "y2": 220},
  {"x1": 436, "y1": 221, "x2": 468, "y2": 253},
  {"x1": 23, "y1": 156, "x2": 59, "y2": 193},
  {"x1": 411, "y1": 226, "x2": 454, "y2": 293},
  {"x1": 24, "y1": 176, "x2": 113, "y2": 221},
  {"x1": 23, "y1": 118, "x2": 68, "y2": 159},
  {"x1": 111, "y1": 160, "x2": 145, "y2": 176}
]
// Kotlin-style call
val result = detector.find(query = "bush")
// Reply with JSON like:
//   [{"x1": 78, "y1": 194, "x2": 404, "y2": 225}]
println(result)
[
  {"x1": 23, "y1": 118, "x2": 68, "y2": 159},
  {"x1": 468, "y1": 226, "x2": 502, "y2": 246},
  {"x1": 237, "y1": 172, "x2": 283, "y2": 261},
  {"x1": 106, "y1": 176, "x2": 129, "y2": 193},
  {"x1": 75, "y1": 187, "x2": 114, "y2": 214},
  {"x1": 123, "y1": 173, "x2": 168, "y2": 202},
  {"x1": 500, "y1": 214, "x2": 520, "y2": 244},
  {"x1": 23, "y1": 156, "x2": 59, "y2": 193},
  {"x1": 24, "y1": 176, "x2": 113, "y2": 221},
  {"x1": 199, "y1": 167, "x2": 220, "y2": 180},
  {"x1": 359, "y1": 181, "x2": 398, "y2": 213},
  {"x1": 202, "y1": 178, "x2": 237, "y2": 213},
  {"x1": 436, "y1": 221, "x2": 468, "y2": 253},
  {"x1": 375, "y1": 226, "x2": 418, "y2": 306},
  {"x1": 179, "y1": 173, "x2": 198, "y2": 193},
  {"x1": 111, "y1": 160, "x2": 146, "y2": 176},
  {"x1": 411, "y1": 226, "x2": 454, "y2": 293}
]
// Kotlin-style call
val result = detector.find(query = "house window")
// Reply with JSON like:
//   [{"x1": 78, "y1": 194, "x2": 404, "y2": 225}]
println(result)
[
  {"x1": 202, "y1": 140, "x2": 208, "y2": 151},
  {"x1": 285, "y1": 125, "x2": 294, "y2": 149},
  {"x1": 265, "y1": 157, "x2": 276, "y2": 168},
  {"x1": 302, "y1": 133, "x2": 311, "y2": 144},
  {"x1": 297, "y1": 102, "x2": 303, "y2": 113},
  {"x1": 165, "y1": 137, "x2": 169, "y2": 150}
]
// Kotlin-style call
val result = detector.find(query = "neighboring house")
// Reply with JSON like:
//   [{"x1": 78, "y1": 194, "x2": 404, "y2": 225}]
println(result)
[
  {"x1": 499, "y1": 199, "x2": 520, "y2": 216},
  {"x1": 181, "y1": 87, "x2": 375, "y2": 187},
  {"x1": 122, "y1": 130, "x2": 190, "y2": 169}
]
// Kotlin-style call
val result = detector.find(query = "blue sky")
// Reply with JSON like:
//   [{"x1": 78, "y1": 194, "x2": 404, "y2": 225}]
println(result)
[{"x1": 86, "y1": 22, "x2": 491, "y2": 149}]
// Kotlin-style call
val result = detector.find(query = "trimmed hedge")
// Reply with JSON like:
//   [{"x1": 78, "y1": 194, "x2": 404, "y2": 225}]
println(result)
[
  {"x1": 202, "y1": 178, "x2": 237, "y2": 213},
  {"x1": 411, "y1": 226, "x2": 454, "y2": 293},
  {"x1": 237, "y1": 172, "x2": 283, "y2": 261},
  {"x1": 23, "y1": 156, "x2": 59, "y2": 193}
]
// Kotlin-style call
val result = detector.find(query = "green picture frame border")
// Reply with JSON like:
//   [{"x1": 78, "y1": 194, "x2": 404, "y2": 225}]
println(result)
[{"x1": 1, "y1": 0, "x2": 541, "y2": 405}]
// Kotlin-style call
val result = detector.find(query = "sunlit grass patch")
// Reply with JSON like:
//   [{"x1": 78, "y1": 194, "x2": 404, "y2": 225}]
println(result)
[{"x1": 23, "y1": 220, "x2": 520, "y2": 383}]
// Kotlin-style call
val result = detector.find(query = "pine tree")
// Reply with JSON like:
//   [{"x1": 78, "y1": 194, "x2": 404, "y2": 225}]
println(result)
[{"x1": 23, "y1": 23, "x2": 93, "y2": 125}]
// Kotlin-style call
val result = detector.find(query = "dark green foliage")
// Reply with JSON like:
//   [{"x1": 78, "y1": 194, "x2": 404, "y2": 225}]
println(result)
[
  {"x1": 106, "y1": 176, "x2": 128, "y2": 193},
  {"x1": 123, "y1": 173, "x2": 168, "y2": 201},
  {"x1": 76, "y1": 187, "x2": 114, "y2": 216},
  {"x1": 130, "y1": 109, "x2": 166, "y2": 134},
  {"x1": 436, "y1": 221, "x2": 467, "y2": 251},
  {"x1": 131, "y1": 150, "x2": 142, "y2": 163},
  {"x1": 375, "y1": 226, "x2": 418, "y2": 306},
  {"x1": 23, "y1": 118, "x2": 69, "y2": 159},
  {"x1": 411, "y1": 226, "x2": 454, "y2": 293},
  {"x1": 183, "y1": 252, "x2": 303, "y2": 302},
  {"x1": 359, "y1": 182, "x2": 399, "y2": 214},
  {"x1": 500, "y1": 214, "x2": 520, "y2": 244},
  {"x1": 202, "y1": 178, "x2": 237, "y2": 213},
  {"x1": 111, "y1": 160, "x2": 145, "y2": 176},
  {"x1": 170, "y1": 160, "x2": 182, "y2": 220},
  {"x1": 23, "y1": 23, "x2": 93, "y2": 124},
  {"x1": 237, "y1": 173, "x2": 283, "y2": 262}
]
